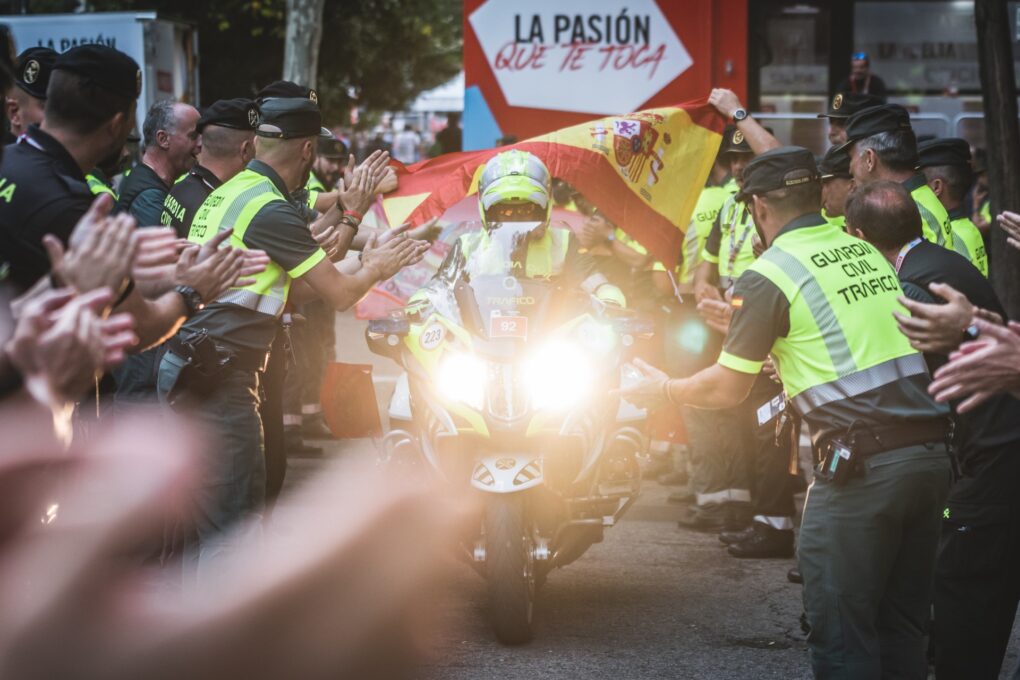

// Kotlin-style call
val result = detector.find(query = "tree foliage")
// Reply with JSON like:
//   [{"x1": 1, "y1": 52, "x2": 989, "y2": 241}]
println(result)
[{"x1": 32, "y1": 0, "x2": 461, "y2": 124}]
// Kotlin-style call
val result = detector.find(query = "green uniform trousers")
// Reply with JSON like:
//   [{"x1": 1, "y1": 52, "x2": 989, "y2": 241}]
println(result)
[{"x1": 799, "y1": 444, "x2": 951, "y2": 679}]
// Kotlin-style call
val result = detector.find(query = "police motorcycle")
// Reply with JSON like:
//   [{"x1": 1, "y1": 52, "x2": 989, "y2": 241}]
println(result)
[{"x1": 366, "y1": 151, "x2": 650, "y2": 644}]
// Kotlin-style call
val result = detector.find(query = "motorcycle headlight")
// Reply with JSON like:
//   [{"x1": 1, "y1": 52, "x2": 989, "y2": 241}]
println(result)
[
  {"x1": 524, "y1": 341, "x2": 594, "y2": 412},
  {"x1": 436, "y1": 353, "x2": 487, "y2": 410}
]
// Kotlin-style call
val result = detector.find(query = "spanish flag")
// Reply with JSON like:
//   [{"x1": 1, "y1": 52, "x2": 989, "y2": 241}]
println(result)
[{"x1": 382, "y1": 100, "x2": 724, "y2": 270}]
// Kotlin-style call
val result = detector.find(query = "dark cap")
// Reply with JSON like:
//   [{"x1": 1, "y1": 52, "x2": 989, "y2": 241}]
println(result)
[
  {"x1": 818, "y1": 145, "x2": 852, "y2": 180},
  {"x1": 53, "y1": 44, "x2": 141, "y2": 100},
  {"x1": 817, "y1": 92, "x2": 884, "y2": 119},
  {"x1": 256, "y1": 97, "x2": 331, "y2": 139},
  {"x1": 736, "y1": 146, "x2": 820, "y2": 202},
  {"x1": 317, "y1": 134, "x2": 348, "y2": 158},
  {"x1": 198, "y1": 98, "x2": 259, "y2": 132},
  {"x1": 918, "y1": 137, "x2": 971, "y2": 169},
  {"x1": 719, "y1": 124, "x2": 753, "y2": 156},
  {"x1": 835, "y1": 103, "x2": 913, "y2": 154},
  {"x1": 14, "y1": 47, "x2": 56, "y2": 100},
  {"x1": 256, "y1": 80, "x2": 318, "y2": 105}
]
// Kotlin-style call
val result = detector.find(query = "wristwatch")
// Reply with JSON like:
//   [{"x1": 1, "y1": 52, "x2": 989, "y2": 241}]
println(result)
[
  {"x1": 174, "y1": 285, "x2": 205, "y2": 316},
  {"x1": 732, "y1": 108, "x2": 748, "y2": 122}
]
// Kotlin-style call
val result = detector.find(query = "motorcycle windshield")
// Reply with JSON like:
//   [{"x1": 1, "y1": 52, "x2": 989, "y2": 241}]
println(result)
[
  {"x1": 462, "y1": 221, "x2": 546, "y2": 281},
  {"x1": 466, "y1": 274, "x2": 554, "y2": 343}
]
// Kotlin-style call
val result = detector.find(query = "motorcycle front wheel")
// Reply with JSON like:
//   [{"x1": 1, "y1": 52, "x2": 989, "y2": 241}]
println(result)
[{"x1": 484, "y1": 494, "x2": 535, "y2": 644}]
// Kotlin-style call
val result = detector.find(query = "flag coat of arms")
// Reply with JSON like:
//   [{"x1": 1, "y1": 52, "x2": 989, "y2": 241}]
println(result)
[{"x1": 383, "y1": 100, "x2": 724, "y2": 270}]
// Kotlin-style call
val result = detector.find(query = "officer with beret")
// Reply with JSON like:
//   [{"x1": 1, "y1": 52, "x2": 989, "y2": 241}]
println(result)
[
  {"x1": 816, "y1": 92, "x2": 883, "y2": 146},
  {"x1": 5, "y1": 46, "x2": 56, "y2": 140},
  {"x1": 161, "y1": 97, "x2": 259, "y2": 237},
  {"x1": 918, "y1": 137, "x2": 987, "y2": 276},
  {"x1": 0, "y1": 43, "x2": 142, "y2": 291},
  {"x1": 622, "y1": 147, "x2": 951, "y2": 677},
  {"x1": 818, "y1": 145, "x2": 854, "y2": 229},
  {"x1": 157, "y1": 94, "x2": 428, "y2": 582},
  {"x1": 838, "y1": 103, "x2": 963, "y2": 259}
]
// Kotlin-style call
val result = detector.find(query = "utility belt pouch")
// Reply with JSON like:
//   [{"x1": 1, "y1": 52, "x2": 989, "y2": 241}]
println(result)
[
  {"x1": 816, "y1": 437, "x2": 858, "y2": 486},
  {"x1": 167, "y1": 330, "x2": 230, "y2": 396}
]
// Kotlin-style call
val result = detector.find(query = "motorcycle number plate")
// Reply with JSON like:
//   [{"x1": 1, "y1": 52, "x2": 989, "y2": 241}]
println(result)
[{"x1": 489, "y1": 314, "x2": 528, "y2": 339}]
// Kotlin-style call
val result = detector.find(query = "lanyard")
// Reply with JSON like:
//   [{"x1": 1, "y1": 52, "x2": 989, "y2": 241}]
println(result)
[
  {"x1": 895, "y1": 237, "x2": 922, "y2": 273},
  {"x1": 727, "y1": 203, "x2": 753, "y2": 276}
]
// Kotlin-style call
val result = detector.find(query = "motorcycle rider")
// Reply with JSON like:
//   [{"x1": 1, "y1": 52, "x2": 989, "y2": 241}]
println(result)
[{"x1": 444, "y1": 149, "x2": 625, "y2": 306}]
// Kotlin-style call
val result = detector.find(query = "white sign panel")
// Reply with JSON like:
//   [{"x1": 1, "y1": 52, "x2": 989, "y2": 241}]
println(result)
[{"x1": 468, "y1": 0, "x2": 692, "y2": 115}]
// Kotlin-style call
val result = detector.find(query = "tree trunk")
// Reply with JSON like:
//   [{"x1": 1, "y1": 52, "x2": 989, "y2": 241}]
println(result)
[
  {"x1": 975, "y1": 0, "x2": 1020, "y2": 318},
  {"x1": 283, "y1": 0, "x2": 326, "y2": 89}
]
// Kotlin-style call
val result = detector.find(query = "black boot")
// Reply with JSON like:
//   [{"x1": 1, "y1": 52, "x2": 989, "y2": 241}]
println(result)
[
  {"x1": 677, "y1": 504, "x2": 727, "y2": 532},
  {"x1": 302, "y1": 413, "x2": 336, "y2": 440},
  {"x1": 285, "y1": 426, "x2": 320, "y2": 457},
  {"x1": 787, "y1": 566, "x2": 803, "y2": 584},
  {"x1": 718, "y1": 525, "x2": 755, "y2": 545},
  {"x1": 726, "y1": 522, "x2": 795, "y2": 559}
]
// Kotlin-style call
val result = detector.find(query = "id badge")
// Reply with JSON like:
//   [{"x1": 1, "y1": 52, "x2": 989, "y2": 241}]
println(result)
[{"x1": 756, "y1": 393, "x2": 785, "y2": 427}]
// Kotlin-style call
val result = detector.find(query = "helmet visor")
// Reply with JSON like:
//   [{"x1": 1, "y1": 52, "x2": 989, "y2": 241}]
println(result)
[{"x1": 484, "y1": 202, "x2": 547, "y2": 224}]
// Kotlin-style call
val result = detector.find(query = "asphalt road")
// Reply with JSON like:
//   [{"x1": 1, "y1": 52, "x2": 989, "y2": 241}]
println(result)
[{"x1": 275, "y1": 312, "x2": 1020, "y2": 680}]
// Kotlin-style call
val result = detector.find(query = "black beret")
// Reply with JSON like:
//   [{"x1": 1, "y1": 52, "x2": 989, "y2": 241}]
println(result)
[
  {"x1": 53, "y1": 44, "x2": 140, "y2": 100},
  {"x1": 256, "y1": 80, "x2": 318, "y2": 105},
  {"x1": 14, "y1": 47, "x2": 56, "y2": 100},
  {"x1": 918, "y1": 138, "x2": 971, "y2": 169},
  {"x1": 736, "y1": 146, "x2": 820, "y2": 202},
  {"x1": 256, "y1": 97, "x2": 331, "y2": 140},
  {"x1": 317, "y1": 135, "x2": 348, "y2": 158},
  {"x1": 817, "y1": 92, "x2": 884, "y2": 119},
  {"x1": 719, "y1": 124, "x2": 753, "y2": 156},
  {"x1": 835, "y1": 104, "x2": 914, "y2": 154},
  {"x1": 198, "y1": 98, "x2": 259, "y2": 132},
  {"x1": 819, "y1": 145, "x2": 852, "y2": 180}
]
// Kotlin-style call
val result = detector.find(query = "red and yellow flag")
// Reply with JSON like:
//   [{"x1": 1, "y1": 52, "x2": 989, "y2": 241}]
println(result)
[{"x1": 383, "y1": 100, "x2": 723, "y2": 270}]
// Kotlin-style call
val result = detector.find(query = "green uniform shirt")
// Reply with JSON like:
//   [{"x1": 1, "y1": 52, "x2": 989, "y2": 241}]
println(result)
[
  {"x1": 903, "y1": 175, "x2": 954, "y2": 249},
  {"x1": 305, "y1": 172, "x2": 327, "y2": 210},
  {"x1": 822, "y1": 208, "x2": 845, "y2": 231},
  {"x1": 948, "y1": 207, "x2": 987, "y2": 277},
  {"x1": 86, "y1": 170, "x2": 117, "y2": 199},
  {"x1": 183, "y1": 160, "x2": 327, "y2": 352},
  {"x1": 702, "y1": 190, "x2": 756, "y2": 289},
  {"x1": 718, "y1": 212, "x2": 947, "y2": 446},
  {"x1": 679, "y1": 182, "x2": 735, "y2": 286}
]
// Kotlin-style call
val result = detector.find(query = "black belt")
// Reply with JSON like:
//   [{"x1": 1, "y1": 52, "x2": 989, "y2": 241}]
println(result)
[
  {"x1": 845, "y1": 419, "x2": 950, "y2": 458},
  {"x1": 166, "y1": 333, "x2": 269, "y2": 373}
]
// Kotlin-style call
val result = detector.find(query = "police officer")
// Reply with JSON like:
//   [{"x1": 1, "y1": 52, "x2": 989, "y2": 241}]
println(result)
[
  {"x1": 845, "y1": 181, "x2": 1020, "y2": 679},
  {"x1": 918, "y1": 137, "x2": 988, "y2": 276},
  {"x1": 815, "y1": 92, "x2": 883, "y2": 146},
  {"x1": 838, "y1": 103, "x2": 959, "y2": 252},
  {"x1": 113, "y1": 99, "x2": 203, "y2": 407},
  {"x1": 0, "y1": 44, "x2": 140, "y2": 292},
  {"x1": 0, "y1": 44, "x2": 242, "y2": 358},
  {"x1": 157, "y1": 96, "x2": 427, "y2": 581},
  {"x1": 284, "y1": 133, "x2": 349, "y2": 444},
  {"x1": 682, "y1": 125, "x2": 755, "y2": 531},
  {"x1": 448, "y1": 149, "x2": 624, "y2": 305},
  {"x1": 118, "y1": 99, "x2": 201, "y2": 227},
  {"x1": 622, "y1": 147, "x2": 952, "y2": 677},
  {"x1": 161, "y1": 98, "x2": 258, "y2": 237},
  {"x1": 818, "y1": 145, "x2": 853, "y2": 229},
  {"x1": 5, "y1": 47, "x2": 56, "y2": 139}
]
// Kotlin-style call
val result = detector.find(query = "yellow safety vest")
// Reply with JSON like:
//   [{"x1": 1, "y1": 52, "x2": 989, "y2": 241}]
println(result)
[{"x1": 189, "y1": 168, "x2": 325, "y2": 316}]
